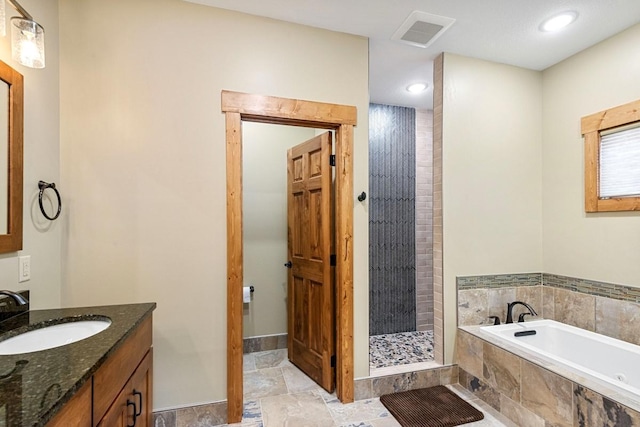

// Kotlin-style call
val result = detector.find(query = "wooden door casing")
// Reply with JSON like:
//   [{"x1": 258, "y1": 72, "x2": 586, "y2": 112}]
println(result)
[
  {"x1": 287, "y1": 132, "x2": 335, "y2": 392},
  {"x1": 222, "y1": 91, "x2": 356, "y2": 423}
]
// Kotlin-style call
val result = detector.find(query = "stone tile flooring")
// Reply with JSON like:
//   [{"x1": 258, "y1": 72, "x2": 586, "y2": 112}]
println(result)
[
  {"x1": 369, "y1": 331, "x2": 434, "y2": 369},
  {"x1": 213, "y1": 349, "x2": 515, "y2": 427}
]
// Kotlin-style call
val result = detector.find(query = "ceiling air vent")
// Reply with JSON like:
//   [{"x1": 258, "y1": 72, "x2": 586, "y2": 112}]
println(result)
[{"x1": 392, "y1": 11, "x2": 456, "y2": 49}]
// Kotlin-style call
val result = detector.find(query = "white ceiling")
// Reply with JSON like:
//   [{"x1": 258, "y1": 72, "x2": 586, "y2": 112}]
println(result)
[{"x1": 185, "y1": 0, "x2": 640, "y2": 109}]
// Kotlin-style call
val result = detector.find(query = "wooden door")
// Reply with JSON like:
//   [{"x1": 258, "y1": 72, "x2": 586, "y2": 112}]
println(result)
[{"x1": 286, "y1": 132, "x2": 335, "y2": 392}]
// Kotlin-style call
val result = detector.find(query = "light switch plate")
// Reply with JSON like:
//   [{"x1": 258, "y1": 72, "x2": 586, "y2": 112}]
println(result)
[{"x1": 19, "y1": 255, "x2": 30, "y2": 282}]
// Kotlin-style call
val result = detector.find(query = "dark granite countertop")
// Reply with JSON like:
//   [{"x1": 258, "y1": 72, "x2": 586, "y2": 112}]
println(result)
[{"x1": 0, "y1": 302, "x2": 156, "y2": 426}]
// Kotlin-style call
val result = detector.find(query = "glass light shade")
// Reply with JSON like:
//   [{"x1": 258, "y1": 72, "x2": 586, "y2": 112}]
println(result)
[{"x1": 11, "y1": 17, "x2": 45, "y2": 69}]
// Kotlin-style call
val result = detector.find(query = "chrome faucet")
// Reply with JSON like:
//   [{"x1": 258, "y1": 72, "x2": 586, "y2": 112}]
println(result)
[
  {"x1": 0, "y1": 290, "x2": 28, "y2": 305},
  {"x1": 506, "y1": 301, "x2": 537, "y2": 324}
]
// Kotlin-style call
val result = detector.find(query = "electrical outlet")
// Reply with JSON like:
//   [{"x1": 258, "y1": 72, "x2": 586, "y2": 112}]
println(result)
[{"x1": 19, "y1": 255, "x2": 30, "y2": 282}]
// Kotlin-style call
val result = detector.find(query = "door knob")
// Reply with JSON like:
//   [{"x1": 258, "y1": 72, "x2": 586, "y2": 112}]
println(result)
[{"x1": 284, "y1": 261, "x2": 292, "y2": 268}]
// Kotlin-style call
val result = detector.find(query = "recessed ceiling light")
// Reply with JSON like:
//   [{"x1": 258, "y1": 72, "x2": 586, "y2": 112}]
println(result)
[
  {"x1": 540, "y1": 11, "x2": 578, "y2": 32},
  {"x1": 407, "y1": 83, "x2": 428, "y2": 93}
]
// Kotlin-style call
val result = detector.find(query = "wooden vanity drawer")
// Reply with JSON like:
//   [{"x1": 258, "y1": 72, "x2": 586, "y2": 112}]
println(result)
[
  {"x1": 92, "y1": 316, "x2": 152, "y2": 424},
  {"x1": 47, "y1": 380, "x2": 92, "y2": 427}
]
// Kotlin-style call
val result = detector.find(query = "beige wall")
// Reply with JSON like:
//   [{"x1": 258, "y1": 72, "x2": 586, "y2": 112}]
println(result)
[
  {"x1": 242, "y1": 123, "x2": 315, "y2": 338},
  {"x1": 0, "y1": 0, "x2": 61, "y2": 309},
  {"x1": 441, "y1": 54, "x2": 543, "y2": 361},
  {"x1": 542, "y1": 23, "x2": 640, "y2": 286},
  {"x1": 59, "y1": 0, "x2": 369, "y2": 410}
]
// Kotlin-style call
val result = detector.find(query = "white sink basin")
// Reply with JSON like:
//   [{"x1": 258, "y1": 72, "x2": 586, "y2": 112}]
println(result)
[{"x1": 0, "y1": 319, "x2": 111, "y2": 355}]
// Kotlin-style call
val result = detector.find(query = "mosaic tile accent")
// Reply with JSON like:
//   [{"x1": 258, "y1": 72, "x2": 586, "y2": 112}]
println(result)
[
  {"x1": 543, "y1": 273, "x2": 640, "y2": 303},
  {"x1": 368, "y1": 331, "x2": 434, "y2": 369},
  {"x1": 457, "y1": 273, "x2": 542, "y2": 290},
  {"x1": 459, "y1": 272, "x2": 640, "y2": 304}
]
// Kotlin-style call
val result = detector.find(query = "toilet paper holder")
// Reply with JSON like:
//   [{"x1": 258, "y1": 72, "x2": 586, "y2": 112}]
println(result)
[{"x1": 249, "y1": 286, "x2": 254, "y2": 293}]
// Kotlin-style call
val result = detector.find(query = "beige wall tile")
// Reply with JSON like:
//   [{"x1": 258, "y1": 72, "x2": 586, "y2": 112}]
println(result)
[
  {"x1": 500, "y1": 395, "x2": 545, "y2": 427},
  {"x1": 371, "y1": 370, "x2": 439, "y2": 396},
  {"x1": 574, "y1": 384, "x2": 640, "y2": 426},
  {"x1": 482, "y1": 343, "x2": 521, "y2": 401},
  {"x1": 595, "y1": 297, "x2": 640, "y2": 346},
  {"x1": 488, "y1": 288, "x2": 517, "y2": 323},
  {"x1": 176, "y1": 401, "x2": 227, "y2": 427},
  {"x1": 458, "y1": 289, "x2": 489, "y2": 326},
  {"x1": 454, "y1": 330, "x2": 483, "y2": 379},
  {"x1": 515, "y1": 286, "x2": 543, "y2": 318},
  {"x1": 553, "y1": 288, "x2": 595, "y2": 331},
  {"x1": 458, "y1": 368, "x2": 501, "y2": 411},
  {"x1": 521, "y1": 361, "x2": 573, "y2": 427},
  {"x1": 354, "y1": 378, "x2": 373, "y2": 401},
  {"x1": 542, "y1": 286, "x2": 555, "y2": 319},
  {"x1": 439, "y1": 365, "x2": 459, "y2": 385}
]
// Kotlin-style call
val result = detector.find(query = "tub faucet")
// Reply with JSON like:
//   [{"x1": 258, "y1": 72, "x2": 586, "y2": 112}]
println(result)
[
  {"x1": 506, "y1": 301, "x2": 537, "y2": 324},
  {"x1": 0, "y1": 290, "x2": 28, "y2": 305}
]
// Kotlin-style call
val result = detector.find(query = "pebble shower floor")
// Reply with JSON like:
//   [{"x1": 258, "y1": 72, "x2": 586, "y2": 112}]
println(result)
[{"x1": 369, "y1": 330, "x2": 434, "y2": 369}]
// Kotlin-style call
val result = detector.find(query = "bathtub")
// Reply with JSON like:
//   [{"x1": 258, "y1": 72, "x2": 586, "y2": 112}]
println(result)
[{"x1": 480, "y1": 319, "x2": 640, "y2": 396}]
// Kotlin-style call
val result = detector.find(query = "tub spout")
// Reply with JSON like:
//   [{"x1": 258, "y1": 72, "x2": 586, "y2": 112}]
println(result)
[{"x1": 506, "y1": 301, "x2": 537, "y2": 324}]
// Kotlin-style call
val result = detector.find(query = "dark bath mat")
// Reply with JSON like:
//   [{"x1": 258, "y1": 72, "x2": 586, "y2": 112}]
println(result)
[{"x1": 380, "y1": 385, "x2": 484, "y2": 427}]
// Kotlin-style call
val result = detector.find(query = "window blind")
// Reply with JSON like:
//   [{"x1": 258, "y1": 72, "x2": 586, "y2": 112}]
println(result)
[{"x1": 600, "y1": 124, "x2": 640, "y2": 198}]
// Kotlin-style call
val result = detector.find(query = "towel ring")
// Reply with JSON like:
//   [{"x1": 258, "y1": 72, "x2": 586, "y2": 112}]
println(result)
[{"x1": 38, "y1": 181, "x2": 62, "y2": 221}]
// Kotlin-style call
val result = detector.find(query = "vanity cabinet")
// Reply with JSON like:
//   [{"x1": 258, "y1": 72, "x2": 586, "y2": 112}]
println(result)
[
  {"x1": 45, "y1": 315, "x2": 153, "y2": 427},
  {"x1": 97, "y1": 350, "x2": 152, "y2": 427}
]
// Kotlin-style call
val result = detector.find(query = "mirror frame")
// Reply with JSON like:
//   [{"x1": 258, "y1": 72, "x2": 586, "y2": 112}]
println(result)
[{"x1": 0, "y1": 61, "x2": 23, "y2": 253}]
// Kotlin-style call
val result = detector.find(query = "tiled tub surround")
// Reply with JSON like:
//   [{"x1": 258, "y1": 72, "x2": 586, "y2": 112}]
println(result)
[
  {"x1": 455, "y1": 327, "x2": 640, "y2": 426},
  {"x1": 458, "y1": 273, "x2": 640, "y2": 348},
  {"x1": 455, "y1": 273, "x2": 640, "y2": 425}
]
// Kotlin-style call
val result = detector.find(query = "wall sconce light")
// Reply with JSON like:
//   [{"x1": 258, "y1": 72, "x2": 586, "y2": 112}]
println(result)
[{"x1": 1, "y1": 0, "x2": 46, "y2": 69}]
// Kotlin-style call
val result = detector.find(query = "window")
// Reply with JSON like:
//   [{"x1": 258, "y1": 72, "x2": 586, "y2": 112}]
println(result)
[{"x1": 581, "y1": 99, "x2": 640, "y2": 212}]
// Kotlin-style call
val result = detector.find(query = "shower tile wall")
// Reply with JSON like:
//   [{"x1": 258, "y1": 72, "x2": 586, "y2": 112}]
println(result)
[
  {"x1": 415, "y1": 109, "x2": 434, "y2": 332},
  {"x1": 369, "y1": 103, "x2": 416, "y2": 335}
]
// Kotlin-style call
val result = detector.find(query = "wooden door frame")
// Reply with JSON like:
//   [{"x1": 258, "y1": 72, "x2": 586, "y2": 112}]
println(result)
[{"x1": 222, "y1": 91, "x2": 356, "y2": 423}]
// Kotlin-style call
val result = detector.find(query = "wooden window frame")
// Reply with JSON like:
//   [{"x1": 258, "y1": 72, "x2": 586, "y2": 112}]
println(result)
[
  {"x1": 222, "y1": 91, "x2": 356, "y2": 424},
  {"x1": 581, "y1": 99, "x2": 640, "y2": 212}
]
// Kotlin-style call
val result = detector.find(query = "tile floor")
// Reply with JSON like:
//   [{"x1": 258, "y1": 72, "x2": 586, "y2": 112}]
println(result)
[{"x1": 214, "y1": 349, "x2": 515, "y2": 427}]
